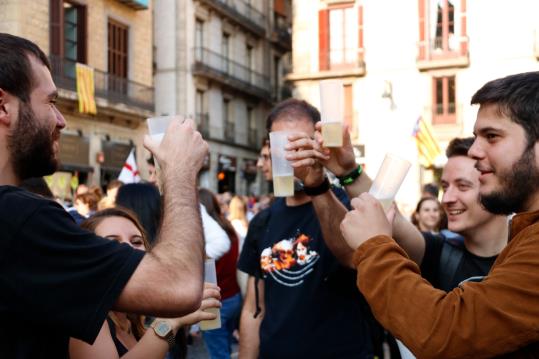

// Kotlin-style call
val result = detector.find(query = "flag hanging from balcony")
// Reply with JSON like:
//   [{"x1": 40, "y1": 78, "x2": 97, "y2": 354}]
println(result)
[
  {"x1": 118, "y1": 149, "x2": 141, "y2": 184},
  {"x1": 75, "y1": 63, "x2": 97, "y2": 115},
  {"x1": 412, "y1": 117, "x2": 442, "y2": 167}
]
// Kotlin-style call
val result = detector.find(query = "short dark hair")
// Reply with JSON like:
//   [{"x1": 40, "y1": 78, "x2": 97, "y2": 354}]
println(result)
[
  {"x1": 0, "y1": 33, "x2": 50, "y2": 103},
  {"x1": 446, "y1": 137, "x2": 474, "y2": 158},
  {"x1": 266, "y1": 98, "x2": 320, "y2": 132},
  {"x1": 471, "y1": 72, "x2": 539, "y2": 146}
]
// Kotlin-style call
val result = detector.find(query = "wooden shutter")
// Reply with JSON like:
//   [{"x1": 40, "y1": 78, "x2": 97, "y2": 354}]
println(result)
[
  {"x1": 76, "y1": 5, "x2": 87, "y2": 63},
  {"x1": 318, "y1": 9, "x2": 329, "y2": 71},
  {"x1": 49, "y1": 0, "x2": 63, "y2": 56},
  {"x1": 460, "y1": 0, "x2": 467, "y2": 55},
  {"x1": 274, "y1": 0, "x2": 286, "y2": 17},
  {"x1": 358, "y1": 4, "x2": 364, "y2": 61},
  {"x1": 418, "y1": 0, "x2": 426, "y2": 60}
]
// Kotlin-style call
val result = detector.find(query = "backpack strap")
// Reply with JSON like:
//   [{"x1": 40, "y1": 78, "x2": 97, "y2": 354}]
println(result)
[{"x1": 438, "y1": 236, "x2": 465, "y2": 292}]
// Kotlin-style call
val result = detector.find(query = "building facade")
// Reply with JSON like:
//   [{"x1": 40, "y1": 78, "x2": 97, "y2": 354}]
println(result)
[
  {"x1": 0, "y1": 0, "x2": 154, "y2": 198},
  {"x1": 154, "y1": 0, "x2": 292, "y2": 195},
  {"x1": 289, "y1": 0, "x2": 539, "y2": 213}
]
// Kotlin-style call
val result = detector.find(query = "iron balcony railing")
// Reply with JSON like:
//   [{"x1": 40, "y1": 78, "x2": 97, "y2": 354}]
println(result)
[
  {"x1": 200, "y1": 0, "x2": 265, "y2": 36},
  {"x1": 196, "y1": 113, "x2": 210, "y2": 138},
  {"x1": 50, "y1": 55, "x2": 154, "y2": 111},
  {"x1": 193, "y1": 47, "x2": 271, "y2": 99}
]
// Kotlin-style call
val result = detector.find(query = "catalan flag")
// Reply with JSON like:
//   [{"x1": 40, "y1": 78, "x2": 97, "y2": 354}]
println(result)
[
  {"x1": 75, "y1": 63, "x2": 97, "y2": 115},
  {"x1": 412, "y1": 117, "x2": 442, "y2": 167}
]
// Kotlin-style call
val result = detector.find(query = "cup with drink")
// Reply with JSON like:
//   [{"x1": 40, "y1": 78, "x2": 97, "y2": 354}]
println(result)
[
  {"x1": 199, "y1": 258, "x2": 222, "y2": 331},
  {"x1": 319, "y1": 79, "x2": 344, "y2": 147},
  {"x1": 368, "y1": 153, "x2": 411, "y2": 211},
  {"x1": 269, "y1": 131, "x2": 294, "y2": 197}
]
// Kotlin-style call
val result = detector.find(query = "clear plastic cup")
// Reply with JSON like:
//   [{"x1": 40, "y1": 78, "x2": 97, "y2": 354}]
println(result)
[
  {"x1": 368, "y1": 153, "x2": 411, "y2": 211},
  {"x1": 146, "y1": 115, "x2": 185, "y2": 144},
  {"x1": 269, "y1": 131, "x2": 294, "y2": 197},
  {"x1": 319, "y1": 80, "x2": 344, "y2": 147},
  {"x1": 199, "y1": 259, "x2": 221, "y2": 331}
]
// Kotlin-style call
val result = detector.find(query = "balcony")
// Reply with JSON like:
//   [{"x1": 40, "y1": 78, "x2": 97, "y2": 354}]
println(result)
[
  {"x1": 224, "y1": 121, "x2": 235, "y2": 142},
  {"x1": 192, "y1": 47, "x2": 271, "y2": 100},
  {"x1": 196, "y1": 113, "x2": 210, "y2": 138},
  {"x1": 50, "y1": 56, "x2": 154, "y2": 111},
  {"x1": 248, "y1": 128, "x2": 258, "y2": 147},
  {"x1": 271, "y1": 15, "x2": 291, "y2": 51},
  {"x1": 198, "y1": 0, "x2": 265, "y2": 37},
  {"x1": 416, "y1": 36, "x2": 470, "y2": 71},
  {"x1": 288, "y1": 48, "x2": 366, "y2": 81}
]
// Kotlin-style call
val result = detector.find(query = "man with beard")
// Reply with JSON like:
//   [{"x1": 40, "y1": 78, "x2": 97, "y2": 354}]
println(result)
[
  {"x1": 238, "y1": 99, "x2": 382, "y2": 359},
  {"x1": 339, "y1": 71, "x2": 539, "y2": 357},
  {"x1": 0, "y1": 33, "x2": 215, "y2": 358}
]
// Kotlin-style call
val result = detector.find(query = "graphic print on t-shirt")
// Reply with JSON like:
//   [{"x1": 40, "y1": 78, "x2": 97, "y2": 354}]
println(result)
[{"x1": 260, "y1": 233, "x2": 319, "y2": 287}]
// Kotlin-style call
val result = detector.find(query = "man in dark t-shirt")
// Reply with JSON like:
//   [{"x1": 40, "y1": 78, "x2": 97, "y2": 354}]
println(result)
[
  {"x1": 238, "y1": 99, "x2": 381, "y2": 358},
  {"x1": 0, "y1": 34, "x2": 210, "y2": 358}
]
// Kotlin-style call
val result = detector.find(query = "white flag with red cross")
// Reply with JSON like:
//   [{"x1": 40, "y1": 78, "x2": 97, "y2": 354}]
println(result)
[{"x1": 118, "y1": 149, "x2": 141, "y2": 184}]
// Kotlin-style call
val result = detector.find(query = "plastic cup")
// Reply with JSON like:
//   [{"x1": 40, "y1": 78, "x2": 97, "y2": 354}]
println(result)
[
  {"x1": 319, "y1": 80, "x2": 344, "y2": 147},
  {"x1": 146, "y1": 115, "x2": 185, "y2": 144},
  {"x1": 200, "y1": 259, "x2": 221, "y2": 331},
  {"x1": 269, "y1": 131, "x2": 294, "y2": 197},
  {"x1": 368, "y1": 153, "x2": 411, "y2": 211}
]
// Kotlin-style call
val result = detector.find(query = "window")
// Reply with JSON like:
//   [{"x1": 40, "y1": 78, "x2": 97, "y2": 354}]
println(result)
[
  {"x1": 50, "y1": 0, "x2": 86, "y2": 75},
  {"x1": 108, "y1": 20, "x2": 128, "y2": 94},
  {"x1": 418, "y1": 0, "x2": 467, "y2": 61},
  {"x1": 246, "y1": 45, "x2": 253, "y2": 83},
  {"x1": 195, "y1": 19, "x2": 203, "y2": 60},
  {"x1": 432, "y1": 76, "x2": 456, "y2": 124},
  {"x1": 196, "y1": 90, "x2": 209, "y2": 137},
  {"x1": 222, "y1": 33, "x2": 230, "y2": 73},
  {"x1": 273, "y1": 56, "x2": 280, "y2": 99},
  {"x1": 223, "y1": 99, "x2": 234, "y2": 142},
  {"x1": 319, "y1": 4, "x2": 362, "y2": 71}
]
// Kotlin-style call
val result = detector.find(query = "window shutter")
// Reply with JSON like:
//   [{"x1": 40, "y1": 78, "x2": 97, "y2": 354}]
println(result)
[
  {"x1": 418, "y1": 0, "x2": 426, "y2": 60},
  {"x1": 77, "y1": 5, "x2": 87, "y2": 63},
  {"x1": 49, "y1": 0, "x2": 63, "y2": 56},
  {"x1": 460, "y1": 0, "x2": 467, "y2": 56},
  {"x1": 358, "y1": 4, "x2": 364, "y2": 62},
  {"x1": 274, "y1": 0, "x2": 286, "y2": 17},
  {"x1": 318, "y1": 9, "x2": 329, "y2": 71}
]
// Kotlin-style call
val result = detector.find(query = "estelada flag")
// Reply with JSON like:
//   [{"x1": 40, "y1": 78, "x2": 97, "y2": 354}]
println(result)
[
  {"x1": 118, "y1": 149, "x2": 141, "y2": 184},
  {"x1": 412, "y1": 117, "x2": 442, "y2": 167}
]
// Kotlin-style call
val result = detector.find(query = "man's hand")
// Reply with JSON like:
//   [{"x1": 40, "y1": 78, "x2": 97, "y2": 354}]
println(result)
[
  {"x1": 143, "y1": 118, "x2": 208, "y2": 179},
  {"x1": 340, "y1": 193, "x2": 395, "y2": 250},
  {"x1": 315, "y1": 122, "x2": 356, "y2": 176},
  {"x1": 285, "y1": 132, "x2": 329, "y2": 187}
]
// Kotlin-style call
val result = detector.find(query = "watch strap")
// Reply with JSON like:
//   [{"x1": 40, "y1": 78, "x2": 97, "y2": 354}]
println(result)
[{"x1": 337, "y1": 164, "x2": 363, "y2": 186}]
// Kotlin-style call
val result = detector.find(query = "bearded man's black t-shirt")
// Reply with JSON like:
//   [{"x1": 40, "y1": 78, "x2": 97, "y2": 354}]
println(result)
[{"x1": 0, "y1": 186, "x2": 144, "y2": 358}]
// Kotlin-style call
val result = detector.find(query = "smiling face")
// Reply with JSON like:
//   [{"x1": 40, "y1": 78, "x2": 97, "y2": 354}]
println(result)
[
  {"x1": 94, "y1": 216, "x2": 146, "y2": 251},
  {"x1": 6, "y1": 55, "x2": 66, "y2": 180},
  {"x1": 469, "y1": 103, "x2": 539, "y2": 214},
  {"x1": 441, "y1": 155, "x2": 495, "y2": 235},
  {"x1": 415, "y1": 198, "x2": 441, "y2": 232}
]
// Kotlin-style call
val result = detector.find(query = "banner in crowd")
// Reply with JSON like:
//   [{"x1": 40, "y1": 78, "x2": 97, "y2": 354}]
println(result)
[
  {"x1": 412, "y1": 117, "x2": 442, "y2": 167},
  {"x1": 118, "y1": 148, "x2": 141, "y2": 184}
]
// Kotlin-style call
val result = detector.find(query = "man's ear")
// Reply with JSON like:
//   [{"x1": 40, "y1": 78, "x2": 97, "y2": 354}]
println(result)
[{"x1": 0, "y1": 88, "x2": 15, "y2": 127}]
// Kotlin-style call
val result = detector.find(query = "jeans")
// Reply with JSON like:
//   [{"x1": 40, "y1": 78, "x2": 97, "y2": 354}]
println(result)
[{"x1": 202, "y1": 292, "x2": 242, "y2": 359}]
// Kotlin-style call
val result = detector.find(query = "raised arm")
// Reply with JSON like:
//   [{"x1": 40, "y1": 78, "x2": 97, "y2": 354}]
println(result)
[
  {"x1": 115, "y1": 118, "x2": 208, "y2": 317},
  {"x1": 312, "y1": 122, "x2": 425, "y2": 265}
]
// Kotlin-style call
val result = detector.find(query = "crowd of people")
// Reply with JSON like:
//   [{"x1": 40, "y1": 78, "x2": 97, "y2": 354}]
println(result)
[{"x1": 1, "y1": 32, "x2": 539, "y2": 359}]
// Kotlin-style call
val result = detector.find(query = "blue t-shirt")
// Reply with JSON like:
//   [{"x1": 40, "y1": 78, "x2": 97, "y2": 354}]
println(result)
[{"x1": 238, "y1": 188, "x2": 380, "y2": 358}]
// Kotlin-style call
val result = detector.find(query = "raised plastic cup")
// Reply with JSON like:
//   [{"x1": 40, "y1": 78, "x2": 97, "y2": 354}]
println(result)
[
  {"x1": 368, "y1": 153, "x2": 411, "y2": 211},
  {"x1": 199, "y1": 259, "x2": 222, "y2": 331},
  {"x1": 146, "y1": 115, "x2": 185, "y2": 144},
  {"x1": 269, "y1": 131, "x2": 294, "y2": 197},
  {"x1": 319, "y1": 79, "x2": 344, "y2": 147}
]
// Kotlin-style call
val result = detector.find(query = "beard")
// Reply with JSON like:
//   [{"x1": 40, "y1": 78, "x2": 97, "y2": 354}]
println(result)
[
  {"x1": 480, "y1": 146, "x2": 539, "y2": 215},
  {"x1": 7, "y1": 102, "x2": 59, "y2": 181}
]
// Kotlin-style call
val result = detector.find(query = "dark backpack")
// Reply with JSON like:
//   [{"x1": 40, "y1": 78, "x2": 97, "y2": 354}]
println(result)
[{"x1": 438, "y1": 237, "x2": 465, "y2": 291}]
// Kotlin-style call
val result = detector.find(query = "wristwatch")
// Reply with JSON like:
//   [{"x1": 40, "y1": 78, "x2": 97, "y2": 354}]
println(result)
[{"x1": 151, "y1": 320, "x2": 176, "y2": 348}]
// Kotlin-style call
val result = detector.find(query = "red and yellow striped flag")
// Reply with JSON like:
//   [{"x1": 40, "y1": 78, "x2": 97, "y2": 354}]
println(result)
[
  {"x1": 412, "y1": 117, "x2": 442, "y2": 167},
  {"x1": 75, "y1": 63, "x2": 97, "y2": 115}
]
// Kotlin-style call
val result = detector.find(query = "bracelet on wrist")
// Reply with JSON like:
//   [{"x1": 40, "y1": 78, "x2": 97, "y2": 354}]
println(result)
[
  {"x1": 337, "y1": 164, "x2": 363, "y2": 186},
  {"x1": 303, "y1": 177, "x2": 331, "y2": 197}
]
